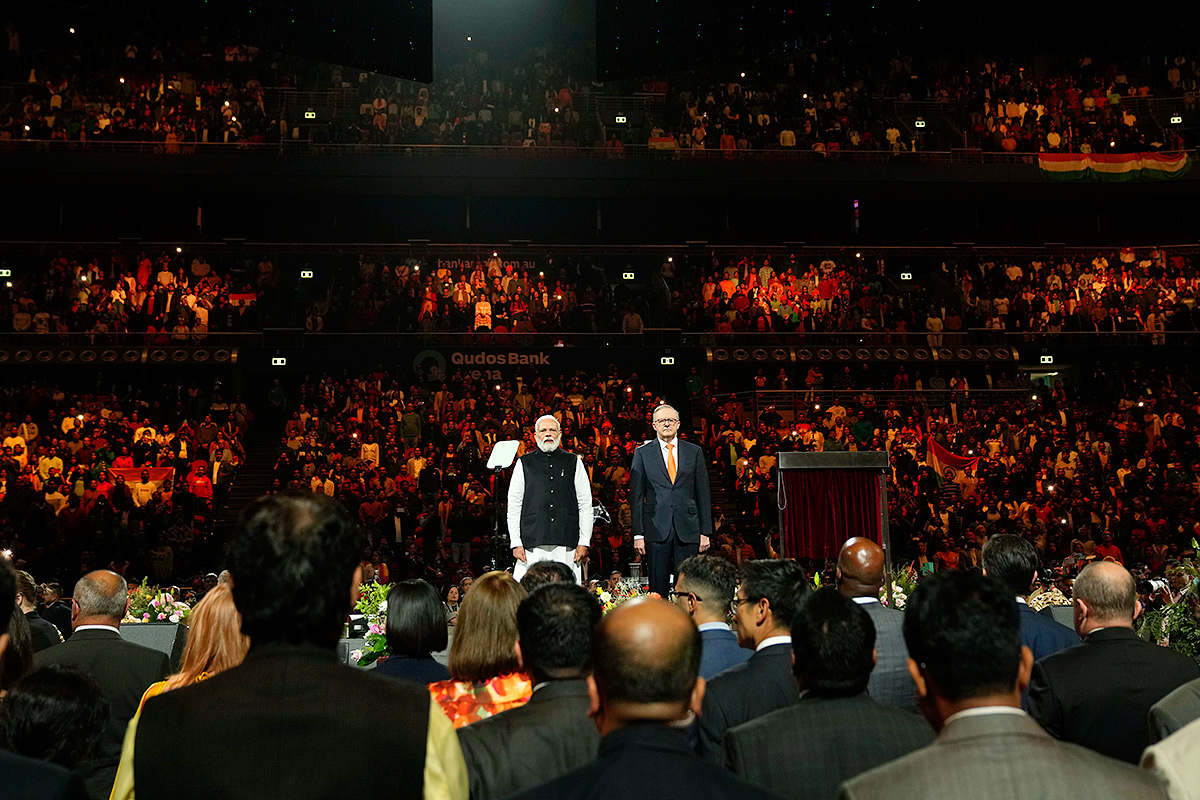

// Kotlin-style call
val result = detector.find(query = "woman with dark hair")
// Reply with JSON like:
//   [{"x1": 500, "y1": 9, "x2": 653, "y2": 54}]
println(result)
[
  {"x1": 428, "y1": 570, "x2": 531, "y2": 728},
  {"x1": 0, "y1": 665, "x2": 108, "y2": 772},
  {"x1": 1, "y1": 608, "x2": 34, "y2": 699},
  {"x1": 373, "y1": 580, "x2": 451, "y2": 685},
  {"x1": 443, "y1": 584, "x2": 461, "y2": 624}
]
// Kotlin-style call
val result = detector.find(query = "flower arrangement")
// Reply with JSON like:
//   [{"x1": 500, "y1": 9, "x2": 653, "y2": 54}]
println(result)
[
  {"x1": 124, "y1": 578, "x2": 192, "y2": 624},
  {"x1": 593, "y1": 580, "x2": 656, "y2": 614},
  {"x1": 350, "y1": 581, "x2": 391, "y2": 666},
  {"x1": 878, "y1": 565, "x2": 918, "y2": 611},
  {"x1": 1137, "y1": 543, "x2": 1200, "y2": 660}
]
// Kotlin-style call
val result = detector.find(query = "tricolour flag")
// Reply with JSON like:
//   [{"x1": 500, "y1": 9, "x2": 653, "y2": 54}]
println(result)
[
  {"x1": 926, "y1": 437, "x2": 979, "y2": 484},
  {"x1": 1038, "y1": 152, "x2": 1191, "y2": 182}
]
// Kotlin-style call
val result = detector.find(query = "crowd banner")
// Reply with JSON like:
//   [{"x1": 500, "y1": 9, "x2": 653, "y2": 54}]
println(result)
[{"x1": 1038, "y1": 151, "x2": 1192, "y2": 182}]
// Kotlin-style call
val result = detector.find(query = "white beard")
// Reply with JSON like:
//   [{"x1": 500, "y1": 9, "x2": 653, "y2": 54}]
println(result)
[{"x1": 537, "y1": 438, "x2": 560, "y2": 453}]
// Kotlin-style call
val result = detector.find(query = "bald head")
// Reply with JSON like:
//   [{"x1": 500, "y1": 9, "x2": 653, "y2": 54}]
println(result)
[
  {"x1": 1073, "y1": 561, "x2": 1137, "y2": 628},
  {"x1": 837, "y1": 537, "x2": 886, "y2": 597},
  {"x1": 73, "y1": 570, "x2": 128, "y2": 626},
  {"x1": 591, "y1": 598, "x2": 701, "y2": 709}
]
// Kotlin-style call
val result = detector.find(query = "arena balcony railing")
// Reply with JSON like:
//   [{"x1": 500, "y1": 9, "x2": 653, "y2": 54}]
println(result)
[{"x1": 4, "y1": 138, "x2": 1170, "y2": 165}]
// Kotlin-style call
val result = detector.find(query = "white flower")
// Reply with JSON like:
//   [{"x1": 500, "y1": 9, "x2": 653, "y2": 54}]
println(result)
[
  {"x1": 377, "y1": 600, "x2": 388, "y2": 615},
  {"x1": 169, "y1": 613, "x2": 180, "y2": 623},
  {"x1": 599, "y1": 591, "x2": 612, "y2": 603},
  {"x1": 349, "y1": 649, "x2": 364, "y2": 664}
]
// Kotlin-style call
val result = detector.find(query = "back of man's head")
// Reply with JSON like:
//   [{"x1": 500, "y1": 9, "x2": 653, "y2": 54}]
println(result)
[
  {"x1": 73, "y1": 571, "x2": 128, "y2": 625},
  {"x1": 792, "y1": 588, "x2": 876, "y2": 695},
  {"x1": 591, "y1": 598, "x2": 701, "y2": 711},
  {"x1": 740, "y1": 559, "x2": 809, "y2": 632},
  {"x1": 519, "y1": 561, "x2": 576, "y2": 594},
  {"x1": 517, "y1": 583, "x2": 602, "y2": 684},
  {"x1": 228, "y1": 492, "x2": 361, "y2": 649},
  {"x1": 1073, "y1": 561, "x2": 1137, "y2": 626},
  {"x1": 904, "y1": 571, "x2": 1021, "y2": 704},
  {"x1": 981, "y1": 534, "x2": 1038, "y2": 597},
  {"x1": 676, "y1": 554, "x2": 738, "y2": 622},
  {"x1": 0, "y1": 559, "x2": 16, "y2": 639},
  {"x1": 836, "y1": 537, "x2": 886, "y2": 597}
]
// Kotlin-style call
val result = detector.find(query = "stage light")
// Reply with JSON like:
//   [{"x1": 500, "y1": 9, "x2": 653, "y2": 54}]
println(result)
[
  {"x1": 1031, "y1": 394, "x2": 1038, "y2": 400},
  {"x1": 5, "y1": 282, "x2": 11, "y2": 288},
  {"x1": 623, "y1": 272, "x2": 635, "y2": 280},
  {"x1": 1, "y1": 549, "x2": 11, "y2": 560},
  {"x1": 24, "y1": 125, "x2": 30, "y2": 131},
  {"x1": 466, "y1": 36, "x2": 472, "y2": 41},
  {"x1": 615, "y1": 115, "x2": 627, "y2": 123},
  {"x1": 495, "y1": 385, "x2": 501, "y2": 391},
  {"x1": 304, "y1": 110, "x2": 317, "y2": 120},
  {"x1": 300, "y1": 270, "x2": 314, "y2": 279},
  {"x1": 1061, "y1": 518, "x2": 1068, "y2": 524},
  {"x1": 740, "y1": 72, "x2": 746, "y2": 78},
  {"x1": 225, "y1": 101, "x2": 230, "y2": 106},
  {"x1": 855, "y1": 252, "x2": 861, "y2": 258},
  {"x1": 668, "y1": 257, "x2": 673, "y2": 262},
  {"x1": 353, "y1": 432, "x2": 359, "y2": 438},
  {"x1": 0, "y1": 269, "x2": 11, "y2": 277},
  {"x1": 1171, "y1": 114, "x2": 1183, "y2": 124},
  {"x1": 661, "y1": 357, "x2": 675, "y2": 365},
  {"x1": 119, "y1": 77, "x2": 125, "y2": 84},
  {"x1": 69, "y1": 27, "x2": 75, "y2": 33},
  {"x1": 914, "y1": 118, "x2": 926, "y2": 128},
  {"x1": 493, "y1": 252, "x2": 498, "y2": 257},
  {"x1": 272, "y1": 357, "x2": 287, "y2": 366},
  {"x1": 539, "y1": 271, "x2": 544, "y2": 277},
  {"x1": 802, "y1": 93, "x2": 808, "y2": 99},
  {"x1": 968, "y1": 450, "x2": 974, "y2": 455},
  {"x1": 1138, "y1": 401, "x2": 1145, "y2": 407},
  {"x1": 900, "y1": 272, "x2": 913, "y2": 281},
  {"x1": 1047, "y1": 484, "x2": 1055, "y2": 492},
  {"x1": 176, "y1": 247, "x2": 182, "y2": 253},
  {"x1": 814, "y1": 404, "x2": 821, "y2": 410},
  {"x1": 1040, "y1": 355, "x2": 1054, "y2": 364}
]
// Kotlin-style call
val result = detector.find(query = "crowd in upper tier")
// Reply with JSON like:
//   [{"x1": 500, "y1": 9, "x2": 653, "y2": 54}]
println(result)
[
  {"x1": 3, "y1": 20, "x2": 1196, "y2": 154},
  {"x1": 6, "y1": 244, "x2": 1198, "y2": 338}
]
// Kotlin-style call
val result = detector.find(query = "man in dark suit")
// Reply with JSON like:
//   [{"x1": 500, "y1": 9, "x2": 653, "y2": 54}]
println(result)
[
  {"x1": 1028, "y1": 561, "x2": 1200, "y2": 764},
  {"x1": 35, "y1": 569, "x2": 170, "y2": 798},
  {"x1": 696, "y1": 559, "x2": 808, "y2": 759},
  {"x1": 40, "y1": 581, "x2": 74, "y2": 641},
  {"x1": 506, "y1": 598, "x2": 782, "y2": 800},
  {"x1": 1150, "y1": 676, "x2": 1200, "y2": 743},
  {"x1": 840, "y1": 571, "x2": 1168, "y2": 800},
  {"x1": 672, "y1": 555, "x2": 750, "y2": 680},
  {"x1": 834, "y1": 537, "x2": 917, "y2": 712},
  {"x1": 723, "y1": 589, "x2": 933, "y2": 800},
  {"x1": 0, "y1": 558, "x2": 90, "y2": 800},
  {"x1": 630, "y1": 404, "x2": 712, "y2": 596},
  {"x1": 114, "y1": 492, "x2": 467, "y2": 800},
  {"x1": 458, "y1": 582, "x2": 602, "y2": 800},
  {"x1": 16, "y1": 569, "x2": 64, "y2": 651},
  {"x1": 981, "y1": 534, "x2": 1077, "y2": 661}
]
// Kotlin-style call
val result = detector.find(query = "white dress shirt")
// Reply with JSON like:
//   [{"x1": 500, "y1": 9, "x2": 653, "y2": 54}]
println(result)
[
  {"x1": 74, "y1": 624, "x2": 121, "y2": 634},
  {"x1": 658, "y1": 436, "x2": 680, "y2": 473},
  {"x1": 506, "y1": 450, "x2": 593, "y2": 549},
  {"x1": 756, "y1": 634, "x2": 792, "y2": 652}
]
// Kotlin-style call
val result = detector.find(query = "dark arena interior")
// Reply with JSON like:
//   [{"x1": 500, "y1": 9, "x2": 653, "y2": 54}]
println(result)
[{"x1": 3, "y1": 1, "x2": 1200, "y2": 798}]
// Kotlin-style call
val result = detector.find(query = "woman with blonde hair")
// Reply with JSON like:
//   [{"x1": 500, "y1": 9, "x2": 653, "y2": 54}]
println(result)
[
  {"x1": 111, "y1": 585, "x2": 249, "y2": 796},
  {"x1": 428, "y1": 570, "x2": 530, "y2": 728}
]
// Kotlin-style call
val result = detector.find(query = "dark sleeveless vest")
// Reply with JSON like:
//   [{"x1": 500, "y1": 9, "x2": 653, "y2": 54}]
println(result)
[{"x1": 519, "y1": 447, "x2": 581, "y2": 550}]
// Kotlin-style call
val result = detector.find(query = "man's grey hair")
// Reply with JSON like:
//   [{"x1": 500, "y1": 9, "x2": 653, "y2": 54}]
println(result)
[
  {"x1": 534, "y1": 415, "x2": 561, "y2": 432},
  {"x1": 1073, "y1": 563, "x2": 1136, "y2": 622},
  {"x1": 73, "y1": 571, "x2": 128, "y2": 620},
  {"x1": 652, "y1": 404, "x2": 679, "y2": 421}
]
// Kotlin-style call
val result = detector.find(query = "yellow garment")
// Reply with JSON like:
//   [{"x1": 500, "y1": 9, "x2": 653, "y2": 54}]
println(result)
[{"x1": 110, "y1": 696, "x2": 466, "y2": 800}]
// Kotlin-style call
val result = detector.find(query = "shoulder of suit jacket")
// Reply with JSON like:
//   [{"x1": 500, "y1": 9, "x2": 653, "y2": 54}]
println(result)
[{"x1": 637, "y1": 439, "x2": 657, "y2": 448}]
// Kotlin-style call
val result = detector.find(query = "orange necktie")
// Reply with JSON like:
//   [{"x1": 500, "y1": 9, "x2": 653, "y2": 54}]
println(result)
[{"x1": 666, "y1": 442, "x2": 677, "y2": 483}]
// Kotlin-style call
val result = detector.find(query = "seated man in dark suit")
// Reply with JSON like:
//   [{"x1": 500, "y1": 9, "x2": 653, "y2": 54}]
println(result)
[
  {"x1": 672, "y1": 555, "x2": 750, "y2": 680},
  {"x1": 723, "y1": 588, "x2": 933, "y2": 800},
  {"x1": 696, "y1": 559, "x2": 808, "y2": 759},
  {"x1": 1028, "y1": 561, "x2": 1200, "y2": 764},
  {"x1": 0, "y1": 558, "x2": 89, "y2": 800},
  {"x1": 507, "y1": 597, "x2": 783, "y2": 800},
  {"x1": 459, "y1": 582, "x2": 602, "y2": 800},
  {"x1": 114, "y1": 492, "x2": 468, "y2": 800},
  {"x1": 834, "y1": 538, "x2": 917, "y2": 712},
  {"x1": 1150, "y1": 676, "x2": 1200, "y2": 743},
  {"x1": 981, "y1": 534, "x2": 1077, "y2": 661},
  {"x1": 840, "y1": 571, "x2": 1168, "y2": 800},
  {"x1": 35, "y1": 570, "x2": 170, "y2": 798}
]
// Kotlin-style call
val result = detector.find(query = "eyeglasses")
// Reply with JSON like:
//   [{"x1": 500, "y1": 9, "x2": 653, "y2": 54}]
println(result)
[
  {"x1": 730, "y1": 597, "x2": 757, "y2": 613},
  {"x1": 654, "y1": 418, "x2": 679, "y2": 425},
  {"x1": 668, "y1": 590, "x2": 703, "y2": 602}
]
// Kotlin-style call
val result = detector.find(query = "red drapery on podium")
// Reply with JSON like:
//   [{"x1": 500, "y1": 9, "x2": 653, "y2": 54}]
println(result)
[{"x1": 780, "y1": 469, "x2": 882, "y2": 559}]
